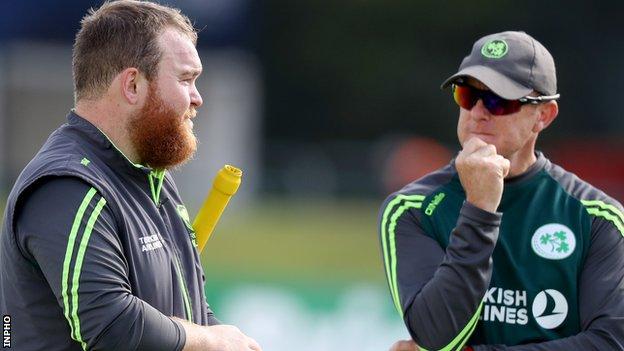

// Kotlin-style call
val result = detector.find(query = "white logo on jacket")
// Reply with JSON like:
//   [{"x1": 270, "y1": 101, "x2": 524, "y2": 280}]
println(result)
[
  {"x1": 481, "y1": 287, "x2": 569, "y2": 328},
  {"x1": 138, "y1": 234, "x2": 163, "y2": 252},
  {"x1": 532, "y1": 289, "x2": 568, "y2": 329},
  {"x1": 531, "y1": 223, "x2": 576, "y2": 260}
]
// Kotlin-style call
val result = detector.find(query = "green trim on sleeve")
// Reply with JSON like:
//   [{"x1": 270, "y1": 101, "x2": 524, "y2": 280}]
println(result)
[
  {"x1": 71, "y1": 196, "x2": 107, "y2": 350},
  {"x1": 61, "y1": 188, "x2": 107, "y2": 350},
  {"x1": 388, "y1": 200, "x2": 423, "y2": 316},
  {"x1": 62, "y1": 188, "x2": 97, "y2": 342},
  {"x1": 418, "y1": 302, "x2": 484, "y2": 351},
  {"x1": 381, "y1": 193, "x2": 484, "y2": 351},
  {"x1": 380, "y1": 194, "x2": 425, "y2": 316},
  {"x1": 582, "y1": 200, "x2": 624, "y2": 236}
]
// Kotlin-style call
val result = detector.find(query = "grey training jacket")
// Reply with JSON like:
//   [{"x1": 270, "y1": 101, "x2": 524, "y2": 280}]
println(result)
[{"x1": 1, "y1": 111, "x2": 218, "y2": 350}]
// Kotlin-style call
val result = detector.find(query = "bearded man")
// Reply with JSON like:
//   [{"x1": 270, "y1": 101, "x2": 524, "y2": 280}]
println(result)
[{"x1": 0, "y1": 1, "x2": 261, "y2": 351}]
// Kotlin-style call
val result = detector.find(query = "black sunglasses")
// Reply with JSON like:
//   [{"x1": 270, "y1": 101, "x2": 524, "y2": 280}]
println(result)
[{"x1": 452, "y1": 83, "x2": 560, "y2": 116}]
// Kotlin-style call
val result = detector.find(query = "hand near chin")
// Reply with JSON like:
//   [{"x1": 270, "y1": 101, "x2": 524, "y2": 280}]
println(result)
[
  {"x1": 389, "y1": 339, "x2": 420, "y2": 351},
  {"x1": 456, "y1": 137, "x2": 510, "y2": 213}
]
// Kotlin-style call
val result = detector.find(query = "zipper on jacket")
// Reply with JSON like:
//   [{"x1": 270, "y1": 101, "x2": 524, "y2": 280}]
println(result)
[
  {"x1": 158, "y1": 203, "x2": 194, "y2": 322},
  {"x1": 172, "y1": 255, "x2": 193, "y2": 322}
]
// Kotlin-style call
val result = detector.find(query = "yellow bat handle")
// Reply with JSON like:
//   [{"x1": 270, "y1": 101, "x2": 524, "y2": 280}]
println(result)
[{"x1": 193, "y1": 165, "x2": 242, "y2": 252}]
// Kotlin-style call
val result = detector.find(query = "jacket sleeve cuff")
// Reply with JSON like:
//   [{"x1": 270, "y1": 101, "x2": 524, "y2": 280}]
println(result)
[
  {"x1": 136, "y1": 302, "x2": 186, "y2": 351},
  {"x1": 461, "y1": 201, "x2": 503, "y2": 226}
]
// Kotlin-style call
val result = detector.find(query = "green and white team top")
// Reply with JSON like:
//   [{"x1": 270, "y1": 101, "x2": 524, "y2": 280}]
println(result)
[{"x1": 379, "y1": 152, "x2": 624, "y2": 351}]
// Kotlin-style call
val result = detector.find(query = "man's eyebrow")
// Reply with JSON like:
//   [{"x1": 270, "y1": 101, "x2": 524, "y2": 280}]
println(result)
[{"x1": 180, "y1": 68, "x2": 202, "y2": 77}]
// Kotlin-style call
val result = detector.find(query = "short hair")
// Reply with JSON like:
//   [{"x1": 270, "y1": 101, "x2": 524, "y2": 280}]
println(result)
[{"x1": 72, "y1": 0, "x2": 197, "y2": 102}]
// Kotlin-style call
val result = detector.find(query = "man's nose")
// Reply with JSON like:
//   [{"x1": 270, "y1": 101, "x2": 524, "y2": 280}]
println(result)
[
  {"x1": 470, "y1": 99, "x2": 491, "y2": 120},
  {"x1": 190, "y1": 85, "x2": 203, "y2": 108}
]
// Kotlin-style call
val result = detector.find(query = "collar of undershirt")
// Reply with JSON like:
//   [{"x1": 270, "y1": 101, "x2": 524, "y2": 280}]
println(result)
[{"x1": 503, "y1": 151, "x2": 547, "y2": 186}]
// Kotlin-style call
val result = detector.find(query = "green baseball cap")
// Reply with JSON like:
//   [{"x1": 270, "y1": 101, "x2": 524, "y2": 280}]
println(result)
[{"x1": 441, "y1": 31, "x2": 557, "y2": 100}]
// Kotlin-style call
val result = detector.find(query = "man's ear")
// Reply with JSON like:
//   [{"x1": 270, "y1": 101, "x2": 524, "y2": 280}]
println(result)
[
  {"x1": 533, "y1": 101, "x2": 559, "y2": 133},
  {"x1": 119, "y1": 68, "x2": 147, "y2": 105}
]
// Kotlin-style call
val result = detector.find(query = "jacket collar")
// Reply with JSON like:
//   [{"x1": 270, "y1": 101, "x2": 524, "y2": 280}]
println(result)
[{"x1": 67, "y1": 110, "x2": 167, "y2": 204}]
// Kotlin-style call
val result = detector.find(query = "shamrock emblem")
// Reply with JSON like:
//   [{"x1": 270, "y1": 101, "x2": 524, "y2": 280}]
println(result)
[
  {"x1": 540, "y1": 230, "x2": 569, "y2": 253},
  {"x1": 481, "y1": 39, "x2": 508, "y2": 58}
]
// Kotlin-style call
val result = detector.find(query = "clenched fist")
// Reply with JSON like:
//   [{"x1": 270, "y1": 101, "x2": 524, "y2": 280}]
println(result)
[{"x1": 455, "y1": 137, "x2": 510, "y2": 213}]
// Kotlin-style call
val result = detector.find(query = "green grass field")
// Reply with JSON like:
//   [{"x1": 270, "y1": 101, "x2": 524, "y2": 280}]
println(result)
[
  {"x1": 201, "y1": 197, "x2": 386, "y2": 288},
  {"x1": 0, "y1": 196, "x2": 387, "y2": 288}
]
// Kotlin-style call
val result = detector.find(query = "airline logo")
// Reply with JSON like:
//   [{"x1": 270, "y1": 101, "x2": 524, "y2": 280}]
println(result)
[
  {"x1": 482, "y1": 287, "x2": 568, "y2": 329},
  {"x1": 532, "y1": 289, "x2": 568, "y2": 329}
]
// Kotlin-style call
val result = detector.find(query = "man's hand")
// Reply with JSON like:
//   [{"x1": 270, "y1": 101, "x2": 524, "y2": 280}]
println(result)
[
  {"x1": 176, "y1": 318, "x2": 262, "y2": 351},
  {"x1": 389, "y1": 339, "x2": 419, "y2": 351},
  {"x1": 203, "y1": 325, "x2": 262, "y2": 351},
  {"x1": 455, "y1": 137, "x2": 510, "y2": 213}
]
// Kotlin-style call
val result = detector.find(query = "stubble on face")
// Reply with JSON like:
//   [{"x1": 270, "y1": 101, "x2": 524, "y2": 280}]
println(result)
[{"x1": 127, "y1": 81, "x2": 197, "y2": 169}]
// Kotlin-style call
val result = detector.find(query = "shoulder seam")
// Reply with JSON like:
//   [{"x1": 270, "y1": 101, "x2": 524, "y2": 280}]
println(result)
[{"x1": 543, "y1": 164, "x2": 624, "y2": 237}]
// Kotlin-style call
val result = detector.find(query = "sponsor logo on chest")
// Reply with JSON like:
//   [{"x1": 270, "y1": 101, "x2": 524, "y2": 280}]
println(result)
[
  {"x1": 481, "y1": 287, "x2": 568, "y2": 329},
  {"x1": 138, "y1": 234, "x2": 164, "y2": 252}
]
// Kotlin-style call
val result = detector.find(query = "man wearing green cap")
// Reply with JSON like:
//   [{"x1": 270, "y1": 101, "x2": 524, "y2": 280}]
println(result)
[{"x1": 379, "y1": 31, "x2": 624, "y2": 350}]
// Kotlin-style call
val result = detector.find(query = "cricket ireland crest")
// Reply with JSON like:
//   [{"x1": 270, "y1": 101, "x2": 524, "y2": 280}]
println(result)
[
  {"x1": 481, "y1": 39, "x2": 508, "y2": 59},
  {"x1": 531, "y1": 223, "x2": 576, "y2": 260}
]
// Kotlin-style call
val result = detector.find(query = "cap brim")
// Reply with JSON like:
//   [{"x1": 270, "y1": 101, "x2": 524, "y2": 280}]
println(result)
[{"x1": 440, "y1": 65, "x2": 533, "y2": 100}]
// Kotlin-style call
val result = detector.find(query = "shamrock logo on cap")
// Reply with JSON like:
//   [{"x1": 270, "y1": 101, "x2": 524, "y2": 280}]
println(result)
[{"x1": 481, "y1": 39, "x2": 508, "y2": 59}]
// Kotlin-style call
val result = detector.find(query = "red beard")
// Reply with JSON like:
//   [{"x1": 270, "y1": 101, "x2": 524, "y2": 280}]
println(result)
[{"x1": 128, "y1": 82, "x2": 197, "y2": 169}]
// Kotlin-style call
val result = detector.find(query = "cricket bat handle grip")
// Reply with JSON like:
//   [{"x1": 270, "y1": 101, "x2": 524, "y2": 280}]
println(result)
[{"x1": 193, "y1": 165, "x2": 242, "y2": 252}]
